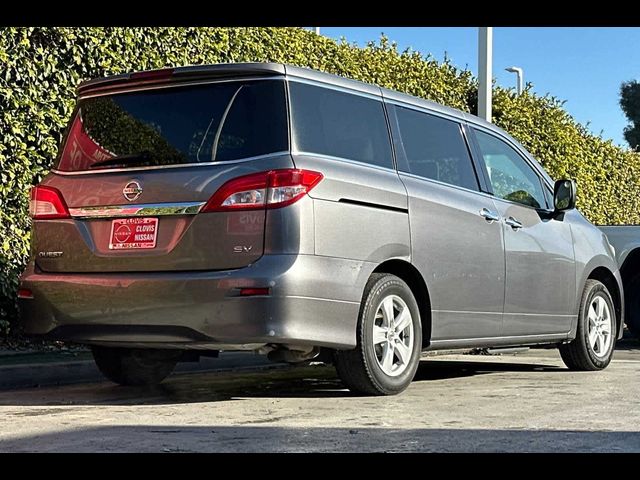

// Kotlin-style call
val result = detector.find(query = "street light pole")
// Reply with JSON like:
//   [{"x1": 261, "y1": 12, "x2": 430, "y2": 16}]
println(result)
[
  {"x1": 505, "y1": 66, "x2": 524, "y2": 95},
  {"x1": 478, "y1": 27, "x2": 493, "y2": 123}
]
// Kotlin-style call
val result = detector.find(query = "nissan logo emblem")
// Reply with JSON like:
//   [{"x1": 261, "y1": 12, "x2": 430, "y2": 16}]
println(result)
[{"x1": 123, "y1": 180, "x2": 143, "y2": 202}]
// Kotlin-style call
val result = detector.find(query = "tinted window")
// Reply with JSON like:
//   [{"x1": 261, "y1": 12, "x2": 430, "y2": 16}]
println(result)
[
  {"x1": 394, "y1": 106, "x2": 478, "y2": 190},
  {"x1": 543, "y1": 186, "x2": 554, "y2": 209},
  {"x1": 289, "y1": 82, "x2": 393, "y2": 169},
  {"x1": 56, "y1": 80, "x2": 288, "y2": 171},
  {"x1": 474, "y1": 129, "x2": 546, "y2": 209}
]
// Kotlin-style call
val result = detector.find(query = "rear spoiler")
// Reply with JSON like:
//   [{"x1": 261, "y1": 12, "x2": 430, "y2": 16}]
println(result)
[{"x1": 77, "y1": 62, "x2": 287, "y2": 96}]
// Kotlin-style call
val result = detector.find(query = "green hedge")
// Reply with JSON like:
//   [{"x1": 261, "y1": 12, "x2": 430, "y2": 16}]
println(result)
[{"x1": 2, "y1": 27, "x2": 640, "y2": 335}]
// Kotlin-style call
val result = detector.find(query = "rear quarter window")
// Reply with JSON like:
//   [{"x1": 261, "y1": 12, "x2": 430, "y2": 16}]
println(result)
[{"x1": 289, "y1": 81, "x2": 394, "y2": 169}]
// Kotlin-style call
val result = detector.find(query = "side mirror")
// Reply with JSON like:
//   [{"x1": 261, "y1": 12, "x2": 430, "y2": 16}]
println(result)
[{"x1": 554, "y1": 179, "x2": 577, "y2": 212}]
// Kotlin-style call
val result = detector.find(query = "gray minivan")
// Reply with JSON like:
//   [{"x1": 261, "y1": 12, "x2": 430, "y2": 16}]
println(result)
[{"x1": 19, "y1": 63, "x2": 624, "y2": 395}]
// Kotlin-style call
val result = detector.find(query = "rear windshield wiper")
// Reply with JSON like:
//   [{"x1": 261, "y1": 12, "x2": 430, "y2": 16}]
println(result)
[{"x1": 90, "y1": 151, "x2": 153, "y2": 169}]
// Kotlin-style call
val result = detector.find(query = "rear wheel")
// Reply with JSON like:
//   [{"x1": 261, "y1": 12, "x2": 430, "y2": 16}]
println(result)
[
  {"x1": 559, "y1": 279, "x2": 616, "y2": 371},
  {"x1": 91, "y1": 346, "x2": 181, "y2": 386},
  {"x1": 334, "y1": 273, "x2": 422, "y2": 396}
]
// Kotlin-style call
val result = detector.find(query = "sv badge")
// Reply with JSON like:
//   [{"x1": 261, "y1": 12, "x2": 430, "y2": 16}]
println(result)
[{"x1": 233, "y1": 245, "x2": 253, "y2": 253}]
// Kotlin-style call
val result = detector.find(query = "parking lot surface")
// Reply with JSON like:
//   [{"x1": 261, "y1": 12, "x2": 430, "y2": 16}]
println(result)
[{"x1": 0, "y1": 343, "x2": 639, "y2": 452}]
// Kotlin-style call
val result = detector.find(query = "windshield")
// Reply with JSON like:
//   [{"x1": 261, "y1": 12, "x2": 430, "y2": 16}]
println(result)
[{"x1": 55, "y1": 79, "x2": 288, "y2": 171}]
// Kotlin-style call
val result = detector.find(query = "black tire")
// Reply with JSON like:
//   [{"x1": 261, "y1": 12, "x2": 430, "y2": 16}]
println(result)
[
  {"x1": 624, "y1": 275, "x2": 640, "y2": 338},
  {"x1": 559, "y1": 279, "x2": 617, "y2": 371},
  {"x1": 334, "y1": 273, "x2": 422, "y2": 396},
  {"x1": 91, "y1": 346, "x2": 181, "y2": 386}
]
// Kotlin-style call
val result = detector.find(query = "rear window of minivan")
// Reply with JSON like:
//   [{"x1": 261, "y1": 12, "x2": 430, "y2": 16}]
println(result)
[{"x1": 55, "y1": 79, "x2": 288, "y2": 172}]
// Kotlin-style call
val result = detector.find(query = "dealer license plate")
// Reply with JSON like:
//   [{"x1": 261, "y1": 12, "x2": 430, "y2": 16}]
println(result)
[{"x1": 109, "y1": 217, "x2": 158, "y2": 250}]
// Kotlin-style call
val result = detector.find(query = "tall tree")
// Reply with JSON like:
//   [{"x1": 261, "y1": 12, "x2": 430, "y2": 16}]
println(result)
[{"x1": 620, "y1": 80, "x2": 640, "y2": 150}]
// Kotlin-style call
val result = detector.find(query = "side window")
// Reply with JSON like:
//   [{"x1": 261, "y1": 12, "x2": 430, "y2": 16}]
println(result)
[
  {"x1": 474, "y1": 129, "x2": 547, "y2": 209},
  {"x1": 543, "y1": 186, "x2": 554, "y2": 210},
  {"x1": 289, "y1": 82, "x2": 394, "y2": 169},
  {"x1": 394, "y1": 106, "x2": 479, "y2": 191}
]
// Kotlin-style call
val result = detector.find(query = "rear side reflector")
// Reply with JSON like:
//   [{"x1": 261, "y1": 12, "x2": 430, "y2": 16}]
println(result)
[
  {"x1": 17, "y1": 288, "x2": 34, "y2": 299},
  {"x1": 239, "y1": 287, "x2": 270, "y2": 296},
  {"x1": 29, "y1": 186, "x2": 70, "y2": 220},
  {"x1": 202, "y1": 169, "x2": 323, "y2": 212}
]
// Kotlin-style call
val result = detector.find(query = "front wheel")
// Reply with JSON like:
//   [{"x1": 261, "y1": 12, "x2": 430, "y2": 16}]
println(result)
[
  {"x1": 559, "y1": 279, "x2": 616, "y2": 371},
  {"x1": 91, "y1": 346, "x2": 182, "y2": 386},
  {"x1": 334, "y1": 273, "x2": 422, "y2": 396}
]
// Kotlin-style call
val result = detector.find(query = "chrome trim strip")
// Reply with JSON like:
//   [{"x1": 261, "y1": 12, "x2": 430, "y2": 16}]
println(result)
[
  {"x1": 51, "y1": 151, "x2": 291, "y2": 176},
  {"x1": 69, "y1": 202, "x2": 206, "y2": 219}
]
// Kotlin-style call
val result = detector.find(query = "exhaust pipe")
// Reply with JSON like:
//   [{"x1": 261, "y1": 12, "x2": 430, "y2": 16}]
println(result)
[{"x1": 267, "y1": 345, "x2": 320, "y2": 363}]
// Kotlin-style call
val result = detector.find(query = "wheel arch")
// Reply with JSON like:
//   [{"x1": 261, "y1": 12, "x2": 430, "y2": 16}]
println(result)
[
  {"x1": 620, "y1": 247, "x2": 640, "y2": 283},
  {"x1": 587, "y1": 266, "x2": 623, "y2": 338},
  {"x1": 372, "y1": 259, "x2": 432, "y2": 348},
  {"x1": 619, "y1": 247, "x2": 640, "y2": 334}
]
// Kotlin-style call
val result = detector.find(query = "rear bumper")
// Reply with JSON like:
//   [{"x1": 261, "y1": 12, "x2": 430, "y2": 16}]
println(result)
[{"x1": 19, "y1": 254, "x2": 375, "y2": 350}]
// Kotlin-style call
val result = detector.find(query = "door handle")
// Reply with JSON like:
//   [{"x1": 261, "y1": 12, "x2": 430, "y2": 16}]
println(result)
[
  {"x1": 479, "y1": 208, "x2": 500, "y2": 223},
  {"x1": 505, "y1": 216, "x2": 523, "y2": 230}
]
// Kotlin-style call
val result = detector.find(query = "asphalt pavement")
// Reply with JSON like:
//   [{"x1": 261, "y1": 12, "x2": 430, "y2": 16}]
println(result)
[{"x1": 0, "y1": 340, "x2": 638, "y2": 452}]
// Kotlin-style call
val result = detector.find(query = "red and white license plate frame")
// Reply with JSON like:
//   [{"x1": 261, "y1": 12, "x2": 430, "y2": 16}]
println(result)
[{"x1": 109, "y1": 217, "x2": 158, "y2": 250}]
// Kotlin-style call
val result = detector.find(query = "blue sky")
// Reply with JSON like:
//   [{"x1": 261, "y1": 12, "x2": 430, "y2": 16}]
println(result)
[{"x1": 318, "y1": 27, "x2": 640, "y2": 148}]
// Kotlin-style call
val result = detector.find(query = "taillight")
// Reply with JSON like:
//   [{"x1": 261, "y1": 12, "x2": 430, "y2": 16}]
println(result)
[
  {"x1": 202, "y1": 169, "x2": 323, "y2": 212},
  {"x1": 29, "y1": 186, "x2": 70, "y2": 220}
]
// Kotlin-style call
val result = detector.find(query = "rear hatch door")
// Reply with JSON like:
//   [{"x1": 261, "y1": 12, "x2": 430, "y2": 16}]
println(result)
[{"x1": 34, "y1": 76, "x2": 291, "y2": 273}]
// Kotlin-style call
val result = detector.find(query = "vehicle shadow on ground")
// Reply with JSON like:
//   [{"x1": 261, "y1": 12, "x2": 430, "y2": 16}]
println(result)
[
  {"x1": 0, "y1": 357, "x2": 563, "y2": 407},
  {"x1": 1, "y1": 424, "x2": 638, "y2": 452}
]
